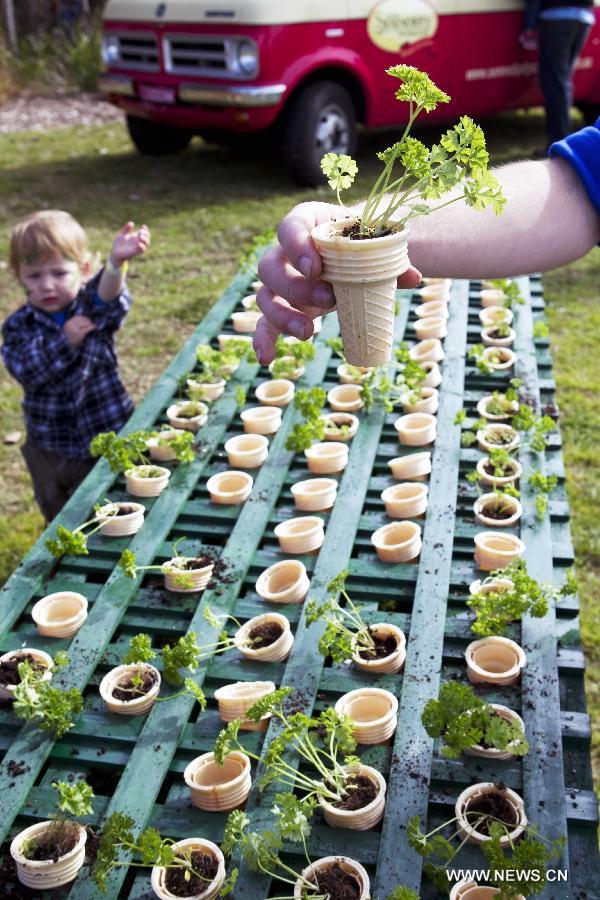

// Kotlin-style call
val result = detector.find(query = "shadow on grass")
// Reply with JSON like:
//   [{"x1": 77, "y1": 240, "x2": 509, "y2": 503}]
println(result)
[{"x1": 0, "y1": 110, "x2": 550, "y2": 227}]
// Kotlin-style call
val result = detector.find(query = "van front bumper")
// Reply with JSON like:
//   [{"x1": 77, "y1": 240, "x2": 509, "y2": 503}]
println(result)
[
  {"x1": 179, "y1": 82, "x2": 286, "y2": 107},
  {"x1": 98, "y1": 74, "x2": 286, "y2": 130}
]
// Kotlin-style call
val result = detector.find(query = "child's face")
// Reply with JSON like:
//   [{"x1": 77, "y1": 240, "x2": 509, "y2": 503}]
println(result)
[{"x1": 19, "y1": 254, "x2": 81, "y2": 314}]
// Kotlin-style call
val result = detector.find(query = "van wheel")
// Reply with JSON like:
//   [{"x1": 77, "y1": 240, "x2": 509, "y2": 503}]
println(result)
[
  {"x1": 283, "y1": 81, "x2": 357, "y2": 186},
  {"x1": 126, "y1": 115, "x2": 191, "y2": 156},
  {"x1": 578, "y1": 103, "x2": 600, "y2": 127}
]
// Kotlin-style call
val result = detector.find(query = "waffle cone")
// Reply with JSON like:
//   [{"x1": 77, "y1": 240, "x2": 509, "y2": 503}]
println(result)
[{"x1": 312, "y1": 219, "x2": 410, "y2": 367}]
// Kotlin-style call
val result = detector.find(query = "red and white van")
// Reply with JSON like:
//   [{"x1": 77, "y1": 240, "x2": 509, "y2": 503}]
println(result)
[{"x1": 99, "y1": 0, "x2": 600, "y2": 184}]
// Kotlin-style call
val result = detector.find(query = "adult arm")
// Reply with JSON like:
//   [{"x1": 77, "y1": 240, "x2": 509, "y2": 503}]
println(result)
[
  {"x1": 521, "y1": 0, "x2": 540, "y2": 34},
  {"x1": 254, "y1": 156, "x2": 600, "y2": 362},
  {"x1": 405, "y1": 157, "x2": 600, "y2": 277}
]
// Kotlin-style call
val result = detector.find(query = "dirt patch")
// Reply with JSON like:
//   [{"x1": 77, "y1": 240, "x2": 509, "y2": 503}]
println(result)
[
  {"x1": 357, "y1": 631, "x2": 397, "y2": 661},
  {"x1": 333, "y1": 775, "x2": 377, "y2": 811},
  {"x1": 465, "y1": 789, "x2": 518, "y2": 835},
  {"x1": 309, "y1": 862, "x2": 361, "y2": 899},
  {"x1": 479, "y1": 503, "x2": 513, "y2": 521},
  {"x1": 0, "y1": 93, "x2": 122, "y2": 133},
  {"x1": 184, "y1": 557, "x2": 212, "y2": 570},
  {"x1": 164, "y1": 851, "x2": 218, "y2": 897},
  {"x1": 115, "y1": 505, "x2": 137, "y2": 517},
  {"x1": 23, "y1": 821, "x2": 79, "y2": 863},
  {"x1": 112, "y1": 667, "x2": 157, "y2": 702},
  {"x1": 248, "y1": 621, "x2": 282, "y2": 648},
  {"x1": 0, "y1": 654, "x2": 46, "y2": 686}
]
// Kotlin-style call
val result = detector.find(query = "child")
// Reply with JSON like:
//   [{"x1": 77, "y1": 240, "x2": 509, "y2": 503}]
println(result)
[{"x1": 2, "y1": 210, "x2": 150, "y2": 521}]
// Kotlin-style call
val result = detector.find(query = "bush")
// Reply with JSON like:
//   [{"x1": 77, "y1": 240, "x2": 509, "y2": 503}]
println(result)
[{"x1": 5, "y1": 15, "x2": 102, "y2": 94}]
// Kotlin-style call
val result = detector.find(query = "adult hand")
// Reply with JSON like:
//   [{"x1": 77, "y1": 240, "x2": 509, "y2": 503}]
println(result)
[
  {"x1": 253, "y1": 201, "x2": 422, "y2": 364},
  {"x1": 64, "y1": 315, "x2": 96, "y2": 347},
  {"x1": 518, "y1": 29, "x2": 538, "y2": 51},
  {"x1": 110, "y1": 222, "x2": 151, "y2": 266}
]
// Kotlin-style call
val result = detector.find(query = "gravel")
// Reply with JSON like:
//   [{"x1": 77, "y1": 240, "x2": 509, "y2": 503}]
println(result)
[{"x1": 0, "y1": 92, "x2": 123, "y2": 133}]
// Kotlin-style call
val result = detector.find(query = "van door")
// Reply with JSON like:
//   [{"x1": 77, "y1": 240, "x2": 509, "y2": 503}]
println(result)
[
  {"x1": 359, "y1": 0, "x2": 460, "y2": 127},
  {"x1": 455, "y1": 0, "x2": 540, "y2": 116}
]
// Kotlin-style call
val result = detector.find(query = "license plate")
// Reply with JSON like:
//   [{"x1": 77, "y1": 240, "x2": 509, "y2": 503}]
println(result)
[{"x1": 139, "y1": 84, "x2": 176, "y2": 104}]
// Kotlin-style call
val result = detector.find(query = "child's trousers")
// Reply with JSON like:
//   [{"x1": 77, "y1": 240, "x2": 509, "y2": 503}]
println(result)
[{"x1": 21, "y1": 437, "x2": 96, "y2": 523}]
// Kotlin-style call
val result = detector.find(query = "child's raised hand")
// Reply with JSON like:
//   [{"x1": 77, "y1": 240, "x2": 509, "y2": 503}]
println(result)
[
  {"x1": 110, "y1": 222, "x2": 151, "y2": 266},
  {"x1": 64, "y1": 315, "x2": 96, "y2": 347}
]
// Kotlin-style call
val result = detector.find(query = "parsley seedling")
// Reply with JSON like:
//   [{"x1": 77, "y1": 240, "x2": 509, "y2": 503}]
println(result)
[{"x1": 321, "y1": 66, "x2": 504, "y2": 238}]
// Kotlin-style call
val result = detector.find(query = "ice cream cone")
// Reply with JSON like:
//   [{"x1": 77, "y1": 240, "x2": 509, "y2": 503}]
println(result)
[{"x1": 312, "y1": 219, "x2": 410, "y2": 367}]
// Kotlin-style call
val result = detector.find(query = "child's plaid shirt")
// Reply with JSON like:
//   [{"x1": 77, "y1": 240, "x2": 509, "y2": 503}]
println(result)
[{"x1": 1, "y1": 271, "x2": 134, "y2": 458}]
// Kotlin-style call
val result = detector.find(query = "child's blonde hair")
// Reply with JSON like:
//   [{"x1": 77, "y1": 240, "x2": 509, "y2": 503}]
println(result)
[{"x1": 10, "y1": 210, "x2": 88, "y2": 275}]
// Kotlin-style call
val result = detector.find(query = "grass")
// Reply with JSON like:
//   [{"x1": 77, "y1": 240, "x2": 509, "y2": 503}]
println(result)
[{"x1": 0, "y1": 108, "x2": 597, "y2": 794}]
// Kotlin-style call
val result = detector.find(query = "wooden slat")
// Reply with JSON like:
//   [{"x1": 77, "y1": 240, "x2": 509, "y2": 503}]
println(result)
[
  {"x1": 0, "y1": 265, "x2": 598, "y2": 899},
  {"x1": 373, "y1": 281, "x2": 469, "y2": 896},
  {"x1": 235, "y1": 293, "x2": 414, "y2": 898},
  {"x1": 513, "y1": 277, "x2": 570, "y2": 894},
  {"x1": 67, "y1": 315, "x2": 344, "y2": 898}
]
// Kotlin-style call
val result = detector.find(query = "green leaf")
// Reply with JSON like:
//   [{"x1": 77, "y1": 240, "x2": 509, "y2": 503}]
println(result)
[
  {"x1": 93, "y1": 812, "x2": 135, "y2": 891},
  {"x1": 319, "y1": 707, "x2": 356, "y2": 755},
  {"x1": 272, "y1": 792, "x2": 315, "y2": 842},
  {"x1": 123, "y1": 633, "x2": 155, "y2": 665},
  {"x1": 162, "y1": 632, "x2": 202, "y2": 685},
  {"x1": 46, "y1": 524, "x2": 89, "y2": 558},
  {"x1": 90, "y1": 430, "x2": 150, "y2": 473},
  {"x1": 386, "y1": 65, "x2": 450, "y2": 111},
  {"x1": 184, "y1": 677, "x2": 207, "y2": 710},
  {"x1": 203, "y1": 604, "x2": 222, "y2": 629},
  {"x1": 222, "y1": 810, "x2": 250, "y2": 858},
  {"x1": 219, "y1": 867, "x2": 238, "y2": 896},
  {"x1": 118, "y1": 549, "x2": 138, "y2": 579},
  {"x1": 138, "y1": 827, "x2": 173, "y2": 866},
  {"x1": 327, "y1": 569, "x2": 350, "y2": 596},
  {"x1": 239, "y1": 829, "x2": 282, "y2": 873},
  {"x1": 53, "y1": 779, "x2": 94, "y2": 818},
  {"x1": 387, "y1": 888, "x2": 420, "y2": 900},
  {"x1": 214, "y1": 720, "x2": 241, "y2": 766},
  {"x1": 246, "y1": 686, "x2": 292, "y2": 721},
  {"x1": 53, "y1": 651, "x2": 69, "y2": 670},
  {"x1": 320, "y1": 153, "x2": 358, "y2": 191},
  {"x1": 235, "y1": 385, "x2": 247, "y2": 409},
  {"x1": 13, "y1": 664, "x2": 83, "y2": 738},
  {"x1": 468, "y1": 558, "x2": 552, "y2": 636}
]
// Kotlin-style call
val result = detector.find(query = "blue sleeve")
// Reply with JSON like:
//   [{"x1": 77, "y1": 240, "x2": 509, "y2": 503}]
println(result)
[
  {"x1": 523, "y1": 0, "x2": 540, "y2": 31},
  {"x1": 80, "y1": 270, "x2": 133, "y2": 332},
  {"x1": 549, "y1": 119, "x2": 600, "y2": 217},
  {"x1": 1, "y1": 313, "x2": 81, "y2": 392}
]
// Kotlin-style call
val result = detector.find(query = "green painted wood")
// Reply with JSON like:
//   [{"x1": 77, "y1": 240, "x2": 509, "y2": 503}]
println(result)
[
  {"x1": 235, "y1": 295, "x2": 413, "y2": 899},
  {"x1": 66, "y1": 314, "x2": 343, "y2": 898},
  {"x1": 1, "y1": 267, "x2": 598, "y2": 900},
  {"x1": 513, "y1": 277, "x2": 569, "y2": 895},
  {"x1": 0, "y1": 261, "x2": 262, "y2": 638},
  {"x1": 373, "y1": 280, "x2": 469, "y2": 897},
  {"x1": 0, "y1": 356, "x2": 268, "y2": 844}
]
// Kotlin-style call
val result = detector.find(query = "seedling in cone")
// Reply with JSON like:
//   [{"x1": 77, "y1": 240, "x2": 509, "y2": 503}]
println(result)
[{"x1": 313, "y1": 65, "x2": 505, "y2": 367}]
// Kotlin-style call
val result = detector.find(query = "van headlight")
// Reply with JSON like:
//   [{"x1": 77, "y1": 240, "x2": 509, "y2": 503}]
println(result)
[
  {"x1": 234, "y1": 39, "x2": 258, "y2": 77},
  {"x1": 102, "y1": 35, "x2": 120, "y2": 65}
]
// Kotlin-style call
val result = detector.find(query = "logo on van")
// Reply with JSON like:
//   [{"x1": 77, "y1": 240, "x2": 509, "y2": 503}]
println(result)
[
  {"x1": 367, "y1": 0, "x2": 438, "y2": 54},
  {"x1": 155, "y1": 2, "x2": 167, "y2": 16}
]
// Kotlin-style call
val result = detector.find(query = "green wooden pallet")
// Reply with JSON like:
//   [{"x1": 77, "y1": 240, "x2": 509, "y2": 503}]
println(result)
[{"x1": 0, "y1": 254, "x2": 597, "y2": 900}]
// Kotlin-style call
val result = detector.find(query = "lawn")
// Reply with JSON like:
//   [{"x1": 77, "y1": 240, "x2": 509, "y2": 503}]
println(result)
[{"x1": 0, "y1": 108, "x2": 597, "y2": 792}]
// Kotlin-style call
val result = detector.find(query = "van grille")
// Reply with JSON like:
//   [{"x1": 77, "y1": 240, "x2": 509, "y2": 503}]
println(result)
[
  {"x1": 164, "y1": 34, "x2": 229, "y2": 78},
  {"x1": 112, "y1": 32, "x2": 159, "y2": 72}
]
